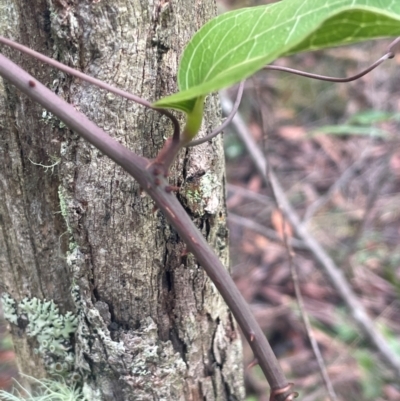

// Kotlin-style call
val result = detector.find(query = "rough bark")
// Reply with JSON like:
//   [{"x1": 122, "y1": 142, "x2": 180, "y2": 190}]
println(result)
[{"x1": 0, "y1": 1, "x2": 244, "y2": 400}]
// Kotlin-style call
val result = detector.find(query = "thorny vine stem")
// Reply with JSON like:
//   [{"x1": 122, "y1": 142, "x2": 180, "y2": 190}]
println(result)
[
  {"x1": 0, "y1": 36, "x2": 181, "y2": 143},
  {"x1": 0, "y1": 53, "x2": 293, "y2": 401}
]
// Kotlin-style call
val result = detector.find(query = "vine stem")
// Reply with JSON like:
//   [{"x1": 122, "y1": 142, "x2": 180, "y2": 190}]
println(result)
[
  {"x1": 0, "y1": 53, "x2": 295, "y2": 401},
  {"x1": 0, "y1": 35, "x2": 181, "y2": 143}
]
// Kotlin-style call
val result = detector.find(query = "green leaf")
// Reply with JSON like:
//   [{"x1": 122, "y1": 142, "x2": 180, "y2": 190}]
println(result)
[
  {"x1": 347, "y1": 110, "x2": 400, "y2": 125},
  {"x1": 182, "y1": 95, "x2": 206, "y2": 142},
  {"x1": 154, "y1": 0, "x2": 400, "y2": 112}
]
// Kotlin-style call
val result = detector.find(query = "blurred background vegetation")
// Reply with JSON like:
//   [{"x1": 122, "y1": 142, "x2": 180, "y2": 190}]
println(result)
[
  {"x1": 1, "y1": 0, "x2": 400, "y2": 400},
  {"x1": 221, "y1": 0, "x2": 400, "y2": 400}
]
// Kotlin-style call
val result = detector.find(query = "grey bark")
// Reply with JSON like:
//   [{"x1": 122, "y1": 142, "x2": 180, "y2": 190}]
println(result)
[{"x1": 0, "y1": 0, "x2": 245, "y2": 400}]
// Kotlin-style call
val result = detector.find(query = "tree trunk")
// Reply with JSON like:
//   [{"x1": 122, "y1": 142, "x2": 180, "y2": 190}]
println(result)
[{"x1": 0, "y1": 1, "x2": 244, "y2": 400}]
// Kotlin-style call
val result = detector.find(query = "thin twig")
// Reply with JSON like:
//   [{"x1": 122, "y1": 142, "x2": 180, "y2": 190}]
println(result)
[
  {"x1": 228, "y1": 213, "x2": 307, "y2": 250},
  {"x1": 0, "y1": 36, "x2": 181, "y2": 142},
  {"x1": 253, "y1": 84, "x2": 337, "y2": 401},
  {"x1": 340, "y1": 154, "x2": 393, "y2": 275},
  {"x1": 186, "y1": 80, "x2": 245, "y2": 147},
  {"x1": 264, "y1": 50, "x2": 391, "y2": 82},
  {"x1": 0, "y1": 53, "x2": 295, "y2": 401},
  {"x1": 264, "y1": 36, "x2": 399, "y2": 84},
  {"x1": 220, "y1": 94, "x2": 400, "y2": 377},
  {"x1": 302, "y1": 148, "x2": 372, "y2": 224},
  {"x1": 228, "y1": 183, "x2": 273, "y2": 205},
  {"x1": 290, "y1": 258, "x2": 338, "y2": 401}
]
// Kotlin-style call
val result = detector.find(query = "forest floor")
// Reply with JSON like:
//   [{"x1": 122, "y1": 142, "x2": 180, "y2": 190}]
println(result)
[{"x1": 221, "y1": 1, "x2": 400, "y2": 400}]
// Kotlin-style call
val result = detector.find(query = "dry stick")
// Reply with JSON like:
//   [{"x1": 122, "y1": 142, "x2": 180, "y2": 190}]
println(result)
[
  {"x1": 228, "y1": 213, "x2": 307, "y2": 250},
  {"x1": 302, "y1": 301, "x2": 400, "y2": 401},
  {"x1": 340, "y1": 155, "x2": 393, "y2": 275},
  {"x1": 228, "y1": 183, "x2": 273, "y2": 204},
  {"x1": 284, "y1": 233, "x2": 336, "y2": 400},
  {"x1": 0, "y1": 54, "x2": 294, "y2": 401},
  {"x1": 302, "y1": 148, "x2": 372, "y2": 224},
  {"x1": 220, "y1": 94, "x2": 400, "y2": 378},
  {"x1": 290, "y1": 257, "x2": 337, "y2": 400},
  {"x1": 253, "y1": 82, "x2": 336, "y2": 401}
]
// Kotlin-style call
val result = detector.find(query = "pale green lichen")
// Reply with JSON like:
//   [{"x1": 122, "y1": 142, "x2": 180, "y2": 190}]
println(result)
[
  {"x1": 1, "y1": 294, "x2": 18, "y2": 325},
  {"x1": 184, "y1": 172, "x2": 220, "y2": 215},
  {"x1": 129, "y1": 318, "x2": 186, "y2": 379},
  {"x1": 1, "y1": 295, "x2": 78, "y2": 379},
  {"x1": 57, "y1": 186, "x2": 78, "y2": 254},
  {"x1": 40, "y1": 109, "x2": 66, "y2": 129},
  {"x1": 58, "y1": 186, "x2": 71, "y2": 235},
  {"x1": 199, "y1": 172, "x2": 220, "y2": 214}
]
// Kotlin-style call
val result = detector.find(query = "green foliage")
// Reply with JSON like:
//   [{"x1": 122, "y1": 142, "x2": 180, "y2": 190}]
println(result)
[
  {"x1": 224, "y1": 133, "x2": 244, "y2": 160},
  {"x1": 332, "y1": 310, "x2": 399, "y2": 400},
  {"x1": 355, "y1": 349, "x2": 385, "y2": 400},
  {"x1": 311, "y1": 124, "x2": 389, "y2": 137},
  {"x1": 0, "y1": 295, "x2": 78, "y2": 378},
  {"x1": 347, "y1": 109, "x2": 400, "y2": 125},
  {"x1": 154, "y1": 0, "x2": 400, "y2": 113},
  {"x1": 334, "y1": 312, "x2": 359, "y2": 343},
  {"x1": 312, "y1": 109, "x2": 400, "y2": 137}
]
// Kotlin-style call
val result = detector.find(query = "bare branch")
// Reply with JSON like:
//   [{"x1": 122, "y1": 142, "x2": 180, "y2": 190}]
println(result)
[
  {"x1": 228, "y1": 213, "x2": 307, "y2": 250},
  {"x1": 302, "y1": 148, "x2": 372, "y2": 224},
  {"x1": 290, "y1": 256, "x2": 338, "y2": 400}
]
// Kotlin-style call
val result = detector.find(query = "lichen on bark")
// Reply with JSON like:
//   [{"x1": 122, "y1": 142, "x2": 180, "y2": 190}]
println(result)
[{"x1": 0, "y1": 0, "x2": 245, "y2": 400}]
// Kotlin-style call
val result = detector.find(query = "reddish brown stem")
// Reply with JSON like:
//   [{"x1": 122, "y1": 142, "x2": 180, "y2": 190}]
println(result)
[
  {"x1": 0, "y1": 35, "x2": 181, "y2": 141},
  {"x1": 264, "y1": 36, "x2": 400, "y2": 83},
  {"x1": 0, "y1": 52, "x2": 294, "y2": 401}
]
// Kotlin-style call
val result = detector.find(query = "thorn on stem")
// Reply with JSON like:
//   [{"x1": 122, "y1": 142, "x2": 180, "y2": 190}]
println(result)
[
  {"x1": 154, "y1": 177, "x2": 161, "y2": 186},
  {"x1": 152, "y1": 167, "x2": 161, "y2": 176},
  {"x1": 165, "y1": 185, "x2": 179, "y2": 193},
  {"x1": 28, "y1": 80, "x2": 35, "y2": 87},
  {"x1": 152, "y1": 205, "x2": 158, "y2": 214},
  {"x1": 246, "y1": 359, "x2": 258, "y2": 370},
  {"x1": 269, "y1": 383, "x2": 298, "y2": 401},
  {"x1": 249, "y1": 332, "x2": 255, "y2": 342}
]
